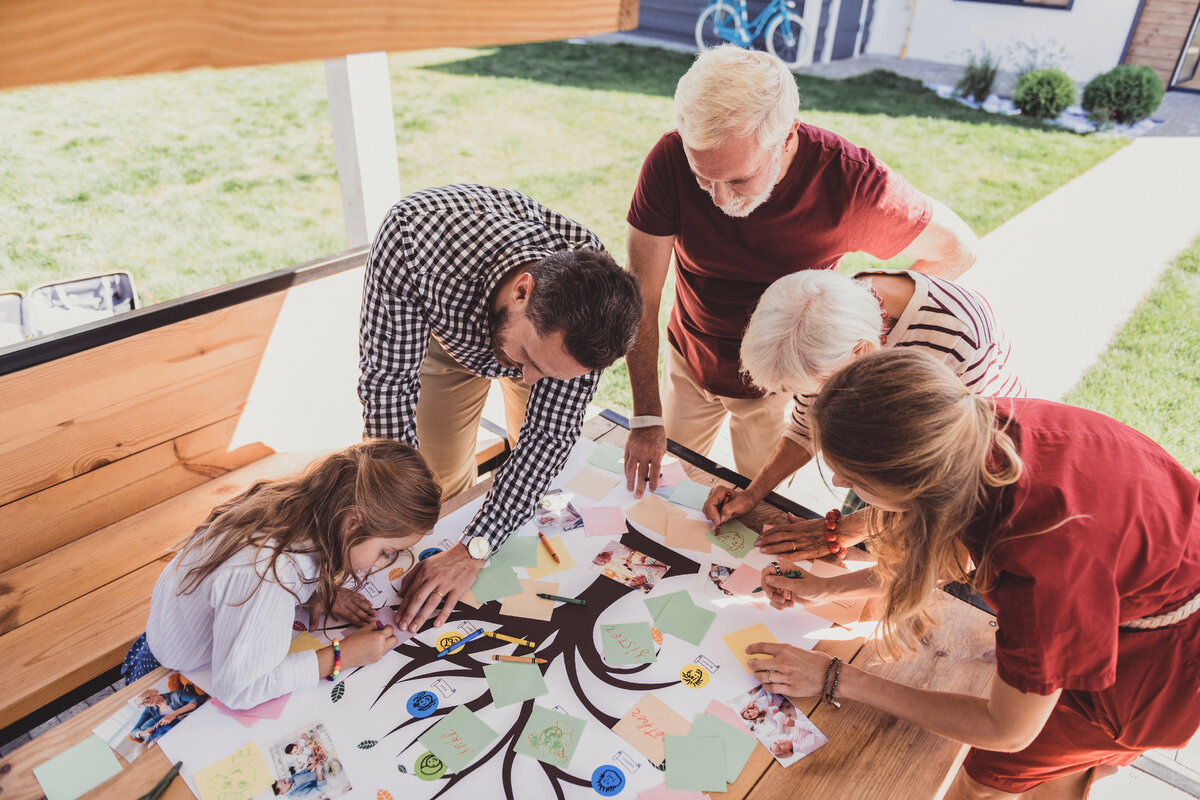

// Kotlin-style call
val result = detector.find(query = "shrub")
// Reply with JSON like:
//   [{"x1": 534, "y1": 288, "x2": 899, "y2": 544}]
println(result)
[
  {"x1": 1013, "y1": 68, "x2": 1076, "y2": 119},
  {"x1": 955, "y1": 47, "x2": 1001, "y2": 103},
  {"x1": 1082, "y1": 65, "x2": 1164, "y2": 127}
]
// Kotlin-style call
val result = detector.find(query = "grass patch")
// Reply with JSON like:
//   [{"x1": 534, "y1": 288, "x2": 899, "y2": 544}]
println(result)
[{"x1": 1064, "y1": 236, "x2": 1200, "y2": 474}]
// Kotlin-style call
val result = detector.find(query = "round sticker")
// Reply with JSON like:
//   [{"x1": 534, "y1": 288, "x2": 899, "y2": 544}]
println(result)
[
  {"x1": 415, "y1": 751, "x2": 446, "y2": 781},
  {"x1": 591, "y1": 765, "x2": 625, "y2": 796},
  {"x1": 436, "y1": 633, "x2": 464, "y2": 655},
  {"x1": 418, "y1": 547, "x2": 442, "y2": 561},
  {"x1": 406, "y1": 690, "x2": 439, "y2": 718},
  {"x1": 679, "y1": 664, "x2": 710, "y2": 689}
]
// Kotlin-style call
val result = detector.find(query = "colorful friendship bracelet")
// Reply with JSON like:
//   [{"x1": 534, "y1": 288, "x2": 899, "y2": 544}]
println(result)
[{"x1": 328, "y1": 638, "x2": 342, "y2": 682}]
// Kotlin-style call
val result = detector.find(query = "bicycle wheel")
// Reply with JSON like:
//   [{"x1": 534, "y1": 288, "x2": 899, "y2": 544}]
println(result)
[
  {"x1": 765, "y1": 12, "x2": 812, "y2": 68},
  {"x1": 695, "y1": 2, "x2": 746, "y2": 51}
]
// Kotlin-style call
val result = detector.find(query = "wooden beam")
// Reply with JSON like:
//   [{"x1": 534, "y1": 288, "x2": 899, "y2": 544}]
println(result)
[{"x1": 0, "y1": 0, "x2": 640, "y2": 89}]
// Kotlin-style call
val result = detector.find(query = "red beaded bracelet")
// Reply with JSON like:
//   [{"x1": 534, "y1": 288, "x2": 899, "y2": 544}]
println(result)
[{"x1": 824, "y1": 509, "x2": 848, "y2": 560}]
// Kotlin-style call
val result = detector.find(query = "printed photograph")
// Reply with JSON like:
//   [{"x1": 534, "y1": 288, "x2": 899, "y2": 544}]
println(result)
[
  {"x1": 535, "y1": 489, "x2": 584, "y2": 532},
  {"x1": 93, "y1": 671, "x2": 209, "y2": 762},
  {"x1": 727, "y1": 685, "x2": 828, "y2": 767},
  {"x1": 265, "y1": 721, "x2": 353, "y2": 797},
  {"x1": 590, "y1": 540, "x2": 669, "y2": 594}
]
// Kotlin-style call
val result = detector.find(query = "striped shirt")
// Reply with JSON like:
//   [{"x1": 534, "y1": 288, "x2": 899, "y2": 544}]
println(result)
[
  {"x1": 784, "y1": 269, "x2": 1024, "y2": 451},
  {"x1": 358, "y1": 184, "x2": 605, "y2": 551}
]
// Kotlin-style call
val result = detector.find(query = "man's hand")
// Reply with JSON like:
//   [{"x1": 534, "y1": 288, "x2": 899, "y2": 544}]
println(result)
[
  {"x1": 311, "y1": 587, "x2": 376, "y2": 628},
  {"x1": 624, "y1": 425, "x2": 667, "y2": 498},
  {"x1": 701, "y1": 486, "x2": 759, "y2": 530},
  {"x1": 393, "y1": 544, "x2": 483, "y2": 633}
]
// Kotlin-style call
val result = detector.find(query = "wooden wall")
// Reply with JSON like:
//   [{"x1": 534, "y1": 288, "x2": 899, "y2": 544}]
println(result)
[
  {"x1": 0, "y1": 0, "x2": 639, "y2": 89},
  {"x1": 1124, "y1": 0, "x2": 1200, "y2": 84}
]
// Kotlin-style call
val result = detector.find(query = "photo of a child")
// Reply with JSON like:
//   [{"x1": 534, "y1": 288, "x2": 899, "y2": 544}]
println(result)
[
  {"x1": 266, "y1": 722, "x2": 352, "y2": 797},
  {"x1": 590, "y1": 540, "x2": 669, "y2": 594},
  {"x1": 535, "y1": 489, "x2": 584, "y2": 531},
  {"x1": 728, "y1": 685, "x2": 828, "y2": 767},
  {"x1": 93, "y1": 671, "x2": 209, "y2": 763}
]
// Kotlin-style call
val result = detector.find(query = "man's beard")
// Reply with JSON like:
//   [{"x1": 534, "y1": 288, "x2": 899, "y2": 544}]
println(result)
[
  {"x1": 490, "y1": 305, "x2": 518, "y2": 369},
  {"x1": 709, "y1": 146, "x2": 783, "y2": 218}
]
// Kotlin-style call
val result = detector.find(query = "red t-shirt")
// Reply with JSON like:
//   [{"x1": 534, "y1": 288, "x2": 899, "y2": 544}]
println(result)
[
  {"x1": 627, "y1": 126, "x2": 931, "y2": 398},
  {"x1": 967, "y1": 398, "x2": 1200, "y2": 748}
]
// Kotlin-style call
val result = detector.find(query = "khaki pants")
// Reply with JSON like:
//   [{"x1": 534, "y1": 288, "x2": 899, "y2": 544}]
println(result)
[
  {"x1": 415, "y1": 336, "x2": 531, "y2": 499},
  {"x1": 662, "y1": 343, "x2": 790, "y2": 479}
]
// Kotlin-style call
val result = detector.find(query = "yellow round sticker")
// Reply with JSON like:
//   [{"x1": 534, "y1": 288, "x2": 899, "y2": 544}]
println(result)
[
  {"x1": 679, "y1": 664, "x2": 710, "y2": 689},
  {"x1": 436, "y1": 633, "x2": 464, "y2": 655}
]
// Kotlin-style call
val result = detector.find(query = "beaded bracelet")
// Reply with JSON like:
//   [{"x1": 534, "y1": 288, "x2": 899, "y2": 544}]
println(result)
[
  {"x1": 328, "y1": 638, "x2": 342, "y2": 682},
  {"x1": 824, "y1": 509, "x2": 848, "y2": 560},
  {"x1": 822, "y1": 657, "x2": 843, "y2": 708}
]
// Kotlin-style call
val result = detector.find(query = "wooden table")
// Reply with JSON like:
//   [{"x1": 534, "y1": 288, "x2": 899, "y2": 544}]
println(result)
[{"x1": 0, "y1": 414, "x2": 996, "y2": 800}]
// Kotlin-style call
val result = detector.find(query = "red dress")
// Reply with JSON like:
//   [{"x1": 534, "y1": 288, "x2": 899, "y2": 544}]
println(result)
[{"x1": 962, "y1": 398, "x2": 1200, "y2": 792}]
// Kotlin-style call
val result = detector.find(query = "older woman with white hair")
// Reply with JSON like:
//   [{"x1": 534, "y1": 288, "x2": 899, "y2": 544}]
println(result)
[{"x1": 702, "y1": 268, "x2": 1023, "y2": 558}]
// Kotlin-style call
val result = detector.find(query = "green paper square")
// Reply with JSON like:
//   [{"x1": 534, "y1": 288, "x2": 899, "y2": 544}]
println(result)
[
  {"x1": 587, "y1": 442, "x2": 625, "y2": 474},
  {"x1": 665, "y1": 734, "x2": 727, "y2": 791},
  {"x1": 514, "y1": 705, "x2": 587, "y2": 769},
  {"x1": 652, "y1": 591, "x2": 716, "y2": 646},
  {"x1": 643, "y1": 590, "x2": 680, "y2": 622},
  {"x1": 418, "y1": 705, "x2": 500, "y2": 773},
  {"x1": 690, "y1": 713, "x2": 758, "y2": 783},
  {"x1": 706, "y1": 520, "x2": 759, "y2": 558},
  {"x1": 667, "y1": 480, "x2": 710, "y2": 510},
  {"x1": 599, "y1": 622, "x2": 657, "y2": 665},
  {"x1": 489, "y1": 536, "x2": 539, "y2": 568},
  {"x1": 32, "y1": 735, "x2": 122, "y2": 800},
  {"x1": 484, "y1": 660, "x2": 548, "y2": 708},
  {"x1": 471, "y1": 564, "x2": 523, "y2": 603}
]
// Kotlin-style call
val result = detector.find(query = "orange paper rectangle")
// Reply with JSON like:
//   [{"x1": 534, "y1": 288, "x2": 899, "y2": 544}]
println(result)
[
  {"x1": 625, "y1": 493, "x2": 686, "y2": 537},
  {"x1": 722, "y1": 623, "x2": 779, "y2": 674},
  {"x1": 664, "y1": 516, "x2": 712, "y2": 553},
  {"x1": 611, "y1": 693, "x2": 692, "y2": 767},
  {"x1": 499, "y1": 579, "x2": 559, "y2": 621}
]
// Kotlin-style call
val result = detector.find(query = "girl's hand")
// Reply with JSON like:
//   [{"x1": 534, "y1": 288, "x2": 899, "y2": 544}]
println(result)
[
  {"x1": 746, "y1": 642, "x2": 833, "y2": 698},
  {"x1": 759, "y1": 561, "x2": 832, "y2": 610},
  {"x1": 338, "y1": 623, "x2": 399, "y2": 667},
  {"x1": 313, "y1": 587, "x2": 376, "y2": 628},
  {"x1": 701, "y1": 486, "x2": 757, "y2": 530}
]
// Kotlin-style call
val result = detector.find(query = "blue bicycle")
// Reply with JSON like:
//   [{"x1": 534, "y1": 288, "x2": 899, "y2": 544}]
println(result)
[{"x1": 694, "y1": 0, "x2": 811, "y2": 68}]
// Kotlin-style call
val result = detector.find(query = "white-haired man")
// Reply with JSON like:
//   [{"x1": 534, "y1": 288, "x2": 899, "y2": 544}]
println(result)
[{"x1": 622, "y1": 45, "x2": 980, "y2": 496}]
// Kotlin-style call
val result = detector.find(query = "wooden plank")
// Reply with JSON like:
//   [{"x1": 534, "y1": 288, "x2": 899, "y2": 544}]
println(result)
[
  {"x1": 0, "y1": 356, "x2": 267, "y2": 507},
  {"x1": 0, "y1": 0, "x2": 639, "y2": 89},
  {"x1": 746, "y1": 594, "x2": 997, "y2": 800},
  {"x1": 0, "y1": 558, "x2": 171, "y2": 730},
  {"x1": 0, "y1": 450, "x2": 325, "y2": 636},
  {"x1": 0, "y1": 417, "x2": 273, "y2": 572}
]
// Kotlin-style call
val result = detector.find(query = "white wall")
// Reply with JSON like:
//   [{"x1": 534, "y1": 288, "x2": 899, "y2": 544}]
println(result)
[{"x1": 866, "y1": 0, "x2": 1142, "y2": 83}]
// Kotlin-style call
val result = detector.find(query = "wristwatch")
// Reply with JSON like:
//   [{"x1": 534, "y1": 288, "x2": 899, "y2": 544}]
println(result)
[{"x1": 462, "y1": 535, "x2": 492, "y2": 561}]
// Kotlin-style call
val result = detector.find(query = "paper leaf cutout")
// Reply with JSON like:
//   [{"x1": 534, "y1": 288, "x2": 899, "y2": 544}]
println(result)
[
  {"x1": 378, "y1": 791, "x2": 394, "y2": 800},
  {"x1": 397, "y1": 765, "x2": 408, "y2": 774},
  {"x1": 358, "y1": 739, "x2": 378, "y2": 749},
  {"x1": 292, "y1": 621, "x2": 306, "y2": 631},
  {"x1": 389, "y1": 566, "x2": 407, "y2": 581},
  {"x1": 331, "y1": 681, "x2": 345, "y2": 703}
]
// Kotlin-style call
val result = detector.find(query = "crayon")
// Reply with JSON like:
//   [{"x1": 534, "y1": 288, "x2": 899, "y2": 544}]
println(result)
[
  {"x1": 492, "y1": 655, "x2": 548, "y2": 664},
  {"x1": 537, "y1": 531, "x2": 561, "y2": 564},
  {"x1": 436, "y1": 628, "x2": 484, "y2": 657},
  {"x1": 536, "y1": 592, "x2": 587, "y2": 606},
  {"x1": 484, "y1": 630, "x2": 537, "y2": 648}
]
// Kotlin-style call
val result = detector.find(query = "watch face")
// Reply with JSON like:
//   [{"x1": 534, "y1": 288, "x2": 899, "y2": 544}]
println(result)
[{"x1": 467, "y1": 537, "x2": 491, "y2": 560}]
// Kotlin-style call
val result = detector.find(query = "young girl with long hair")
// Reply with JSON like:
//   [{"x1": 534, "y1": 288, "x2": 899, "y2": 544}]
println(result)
[
  {"x1": 124, "y1": 439, "x2": 441, "y2": 709},
  {"x1": 749, "y1": 350, "x2": 1200, "y2": 799}
]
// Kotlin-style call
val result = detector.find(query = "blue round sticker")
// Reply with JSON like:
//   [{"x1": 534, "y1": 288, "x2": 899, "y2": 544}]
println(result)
[
  {"x1": 418, "y1": 547, "x2": 441, "y2": 561},
  {"x1": 406, "y1": 690, "x2": 439, "y2": 718},
  {"x1": 591, "y1": 765, "x2": 625, "y2": 796}
]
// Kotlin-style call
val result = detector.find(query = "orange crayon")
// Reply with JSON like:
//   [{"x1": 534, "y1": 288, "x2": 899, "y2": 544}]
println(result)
[{"x1": 537, "y1": 531, "x2": 561, "y2": 564}]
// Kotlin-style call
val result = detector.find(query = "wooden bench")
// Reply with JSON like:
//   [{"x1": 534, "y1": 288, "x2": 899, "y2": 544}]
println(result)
[{"x1": 0, "y1": 248, "x2": 511, "y2": 737}]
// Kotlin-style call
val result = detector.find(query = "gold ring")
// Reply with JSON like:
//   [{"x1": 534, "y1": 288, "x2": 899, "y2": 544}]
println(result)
[
  {"x1": 431, "y1": 590, "x2": 443, "y2": 598},
  {"x1": 790, "y1": 542, "x2": 796, "y2": 552}
]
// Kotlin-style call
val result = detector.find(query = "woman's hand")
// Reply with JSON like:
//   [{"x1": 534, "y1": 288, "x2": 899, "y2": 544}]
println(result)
[
  {"x1": 336, "y1": 623, "x2": 399, "y2": 667},
  {"x1": 755, "y1": 515, "x2": 837, "y2": 559},
  {"x1": 701, "y1": 486, "x2": 759, "y2": 529},
  {"x1": 759, "y1": 560, "x2": 833, "y2": 610},
  {"x1": 312, "y1": 587, "x2": 376, "y2": 628},
  {"x1": 746, "y1": 642, "x2": 833, "y2": 698}
]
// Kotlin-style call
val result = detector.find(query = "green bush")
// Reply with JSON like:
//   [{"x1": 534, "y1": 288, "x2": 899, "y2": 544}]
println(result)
[
  {"x1": 1082, "y1": 64, "x2": 1164, "y2": 126},
  {"x1": 1013, "y1": 68, "x2": 1076, "y2": 119},
  {"x1": 955, "y1": 48, "x2": 1001, "y2": 103}
]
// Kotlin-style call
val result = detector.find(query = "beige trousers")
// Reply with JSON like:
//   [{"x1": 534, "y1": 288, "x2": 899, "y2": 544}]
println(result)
[
  {"x1": 415, "y1": 336, "x2": 531, "y2": 499},
  {"x1": 661, "y1": 343, "x2": 790, "y2": 479}
]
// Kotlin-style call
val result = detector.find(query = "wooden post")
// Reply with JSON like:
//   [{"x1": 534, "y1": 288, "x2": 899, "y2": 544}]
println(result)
[{"x1": 324, "y1": 52, "x2": 401, "y2": 249}]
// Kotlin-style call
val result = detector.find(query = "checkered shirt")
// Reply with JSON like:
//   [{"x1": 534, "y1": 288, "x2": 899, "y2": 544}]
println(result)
[{"x1": 359, "y1": 184, "x2": 605, "y2": 551}]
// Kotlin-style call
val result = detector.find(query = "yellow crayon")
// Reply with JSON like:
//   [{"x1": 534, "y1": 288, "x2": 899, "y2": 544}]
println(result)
[{"x1": 483, "y1": 630, "x2": 537, "y2": 649}]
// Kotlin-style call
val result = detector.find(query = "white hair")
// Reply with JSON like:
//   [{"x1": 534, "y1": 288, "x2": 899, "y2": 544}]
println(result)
[
  {"x1": 674, "y1": 45, "x2": 800, "y2": 152},
  {"x1": 741, "y1": 271, "x2": 884, "y2": 395}
]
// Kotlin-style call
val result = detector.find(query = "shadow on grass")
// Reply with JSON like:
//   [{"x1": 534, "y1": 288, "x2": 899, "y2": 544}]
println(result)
[{"x1": 424, "y1": 41, "x2": 1064, "y2": 133}]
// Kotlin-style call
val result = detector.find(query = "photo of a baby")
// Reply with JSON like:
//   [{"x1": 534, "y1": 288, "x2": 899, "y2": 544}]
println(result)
[
  {"x1": 266, "y1": 722, "x2": 352, "y2": 797},
  {"x1": 590, "y1": 540, "x2": 669, "y2": 594},
  {"x1": 93, "y1": 671, "x2": 209, "y2": 763},
  {"x1": 727, "y1": 685, "x2": 828, "y2": 767},
  {"x1": 535, "y1": 489, "x2": 584, "y2": 531}
]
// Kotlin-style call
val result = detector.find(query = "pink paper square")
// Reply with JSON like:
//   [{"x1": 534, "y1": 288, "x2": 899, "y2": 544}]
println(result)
[
  {"x1": 705, "y1": 700, "x2": 757, "y2": 738},
  {"x1": 656, "y1": 461, "x2": 687, "y2": 488},
  {"x1": 721, "y1": 563, "x2": 763, "y2": 596},
  {"x1": 581, "y1": 506, "x2": 627, "y2": 537}
]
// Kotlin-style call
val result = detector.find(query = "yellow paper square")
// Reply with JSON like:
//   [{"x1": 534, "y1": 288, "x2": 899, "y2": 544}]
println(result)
[
  {"x1": 611, "y1": 693, "x2": 692, "y2": 766},
  {"x1": 194, "y1": 742, "x2": 273, "y2": 800},
  {"x1": 664, "y1": 517, "x2": 712, "y2": 553},
  {"x1": 625, "y1": 493, "x2": 686, "y2": 536},
  {"x1": 564, "y1": 465, "x2": 622, "y2": 501},
  {"x1": 722, "y1": 623, "x2": 779, "y2": 674},
  {"x1": 499, "y1": 579, "x2": 559, "y2": 621},
  {"x1": 287, "y1": 632, "x2": 323, "y2": 654},
  {"x1": 526, "y1": 536, "x2": 577, "y2": 579}
]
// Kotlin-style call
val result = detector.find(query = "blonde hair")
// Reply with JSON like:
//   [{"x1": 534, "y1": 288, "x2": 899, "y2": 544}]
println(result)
[
  {"x1": 175, "y1": 439, "x2": 441, "y2": 615},
  {"x1": 675, "y1": 45, "x2": 799, "y2": 151},
  {"x1": 741, "y1": 270, "x2": 885, "y2": 395},
  {"x1": 811, "y1": 350, "x2": 1022, "y2": 658}
]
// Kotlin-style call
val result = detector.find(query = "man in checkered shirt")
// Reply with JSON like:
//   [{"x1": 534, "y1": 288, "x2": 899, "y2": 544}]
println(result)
[{"x1": 359, "y1": 184, "x2": 642, "y2": 633}]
